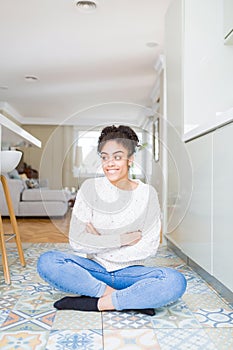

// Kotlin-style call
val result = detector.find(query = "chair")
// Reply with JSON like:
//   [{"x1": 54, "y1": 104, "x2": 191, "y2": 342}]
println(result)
[{"x1": 0, "y1": 151, "x2": 26, "y2": 284}]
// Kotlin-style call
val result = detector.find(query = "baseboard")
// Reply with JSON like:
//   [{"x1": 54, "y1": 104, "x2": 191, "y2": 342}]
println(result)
[{"x1": 166, "y1": 239, "x2": 233, "y2": 307}]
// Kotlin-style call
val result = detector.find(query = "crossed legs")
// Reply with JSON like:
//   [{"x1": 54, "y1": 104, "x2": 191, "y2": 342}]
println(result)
[{"x1": 37, "y1": 251, "x2": 187, "y2": 311}]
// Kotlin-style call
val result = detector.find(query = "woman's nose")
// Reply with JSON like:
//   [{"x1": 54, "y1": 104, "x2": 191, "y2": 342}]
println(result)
[{"x1": 107, "y1": 157, "x2": 115, "y2": 166}]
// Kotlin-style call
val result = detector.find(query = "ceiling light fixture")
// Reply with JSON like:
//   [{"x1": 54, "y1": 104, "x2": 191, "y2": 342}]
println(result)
[
  {"x1": 146, "y1": 42, "x2": 159, "y2": 48},
  {"x1": 76, "y1": 1, "x2": 97, "y2": 12},
  {"x1": 24, "y1": 75, "x2": 39, "y2": 81}
]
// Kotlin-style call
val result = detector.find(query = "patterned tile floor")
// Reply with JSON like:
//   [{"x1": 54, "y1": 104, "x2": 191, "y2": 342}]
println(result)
[{"x1": 0, "y1": 243, "x2": 233, "y2": 349}]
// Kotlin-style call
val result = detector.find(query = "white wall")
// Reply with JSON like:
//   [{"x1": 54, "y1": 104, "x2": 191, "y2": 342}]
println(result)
[
  {"x1": 184, "y1": 0, "x2": 233, "y2": 130},
  {"x1": 22, "y1": 125, "x2": 77, "y2": 189},
  {"x1": 165, "y1": 0, "x2": 193, "y2": 234}
]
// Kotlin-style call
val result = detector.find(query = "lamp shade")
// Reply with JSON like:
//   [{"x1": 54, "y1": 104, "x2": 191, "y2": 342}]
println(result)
[{"x1": 0, "y1": 150, "x2": 22, "y2": 173}]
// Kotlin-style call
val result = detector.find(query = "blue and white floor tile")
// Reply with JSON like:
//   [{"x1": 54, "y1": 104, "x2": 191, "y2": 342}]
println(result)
[
  {"x1": 0, "y1": 243, "x2": 232, "y2": 349},
  {"x1": 155, "y1": 328, "x2": 217, "y2": 350},
  {"x1": 102, "y1": 310, "x2": 153, "y2": 329},
  {"x1": 46, "y1": 329, "x2": 103, "y2": 350},
  {"x1": 194, "y1": 308, "x2": 233, "y2": 328},
  {"x1": 150, "y1": 300, "x2": 201, "y2": 329},
  {"x1": 183, "y1": 292, "x2": 231, "y2": 311},
  {"x1": 52, "y1": 310, "x2": 102, "y2": 330},
  {"x1": 205, "y1": 328, "x2": 233, "y2": 350}
]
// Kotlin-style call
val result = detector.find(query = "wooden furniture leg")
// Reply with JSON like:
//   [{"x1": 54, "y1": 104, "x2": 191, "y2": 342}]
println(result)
[
  {"x1": 0, "y1": 175, "x2": 26, "y2": 284},
  {"x1": 0, "y1": 214, "x2": 10, "y2": 284}
]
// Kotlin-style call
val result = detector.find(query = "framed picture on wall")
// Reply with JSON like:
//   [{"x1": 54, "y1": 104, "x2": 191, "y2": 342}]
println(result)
[{"x1": 152, "y1": 117, "x2": 160, "y2": 162}]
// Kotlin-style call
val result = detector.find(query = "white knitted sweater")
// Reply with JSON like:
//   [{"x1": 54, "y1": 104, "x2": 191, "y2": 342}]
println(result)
[{"x1": 69, "y1": 177, "x2": 161, "y2": 271}]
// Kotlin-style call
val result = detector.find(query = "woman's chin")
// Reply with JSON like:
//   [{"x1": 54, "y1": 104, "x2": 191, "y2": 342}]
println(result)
[{"x1": 105, "y1": 174, "x2": 119, "y2": 183}]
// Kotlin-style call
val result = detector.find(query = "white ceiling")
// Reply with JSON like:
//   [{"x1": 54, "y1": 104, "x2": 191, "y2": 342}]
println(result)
[{"x1": 0, "y1": 0, "x2": 171, "y2": 126}]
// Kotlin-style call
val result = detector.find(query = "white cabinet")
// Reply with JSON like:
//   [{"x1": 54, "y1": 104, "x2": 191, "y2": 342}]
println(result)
[
  {"x1": 167, "y1": 133, "x2": 213, "y2": 274},
  {"x1": 166, "y1": 122, "x2": 233, "y2": 291},
  {"x1": 224, "y1": 0, "x2": 233, "y2": 45},
  {"x1": 184, "y1": 134, "x2": 213, "y2": 274},
  {"x1": 213, "y1": 123, "x2": 233, "y2": 290}
]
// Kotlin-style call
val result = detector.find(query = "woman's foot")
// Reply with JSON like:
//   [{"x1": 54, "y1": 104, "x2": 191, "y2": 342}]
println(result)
[
  {"x1": 98, "y1": 293, "x2": 115, "y2": 311},
  {"x1": 54, "y1": 296, "x2": 99, "y2": 311},
  {"x1": 54, "y1": 295, "x2": 156, "y2": 316}
]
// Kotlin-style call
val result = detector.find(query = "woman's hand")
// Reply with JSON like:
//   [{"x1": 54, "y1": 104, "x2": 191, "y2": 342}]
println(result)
[
  {"x1": 86, "y1": 222, "x2": 101, "y2": 235},
  {"x1": 120, "y1": 230, "x2": 142, "y2": 246},
  {"x1": 86, "y1": 223, "x2": 142, "y2": 246}
]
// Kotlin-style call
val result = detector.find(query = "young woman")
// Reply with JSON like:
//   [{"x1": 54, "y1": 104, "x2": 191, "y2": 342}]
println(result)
[{"x1": 37, "y1": 125, "x2": 186, "y2": 315}]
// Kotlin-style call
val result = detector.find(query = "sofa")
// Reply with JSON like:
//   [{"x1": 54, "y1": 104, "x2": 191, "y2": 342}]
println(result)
[{"x1": 0, "y1": 174, "x2": 70, "y2": 217}]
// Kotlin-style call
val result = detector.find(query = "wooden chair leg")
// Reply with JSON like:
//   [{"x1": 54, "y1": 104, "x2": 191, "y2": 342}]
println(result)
[
  {"x1": 0, "y1": 214, "x2": 11, "y2": 284},
  {"x1": 0, "y1": 175, "x2": 26, "y2": 267},
  {"x1": 160, "y1": 227, "x2": 163, "y2": 244}
]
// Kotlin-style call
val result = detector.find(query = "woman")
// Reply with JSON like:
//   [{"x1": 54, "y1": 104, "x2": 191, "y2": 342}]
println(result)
[{"x1": 37, "y1": 125, "x2": 186, "y2": 315}]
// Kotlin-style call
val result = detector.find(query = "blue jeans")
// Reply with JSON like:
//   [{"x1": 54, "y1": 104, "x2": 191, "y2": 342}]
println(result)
[{"x1": 37, "y1": 251, "x2": 187, "y2": 310}]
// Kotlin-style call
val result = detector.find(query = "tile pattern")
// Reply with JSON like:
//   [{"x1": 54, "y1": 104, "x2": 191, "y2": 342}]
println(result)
[
  {"x1": 104, "y1": 329, "x2": 160, "y2": 349},
  {"x1": 194, "y1": 308, "x2": 233, "y2": 328},
  {"x1": 205, "y1": 328, "x2": 233, "y2": 350},
  {"x1": 150, "y1": 300, "x2": 201, "y2": 329},
  {"x1": 0, "y1": 243, "x2": 232, "y2": 349},
  {"x1": 46, "y1": 329, "x2": 103, "y2": 350},
  {"x1": 0, "y1": 331, "x2": 49, "y2": 350},
  {"x1": 52, "y1": 310, "x2": 102, "y2": 330},
  {"x1": 102, "y1": 310, "x2": 153, "y2": 329},
  {"x1": 155, "y1": 328, "x2": 217, "y2": 350},
  {"x1": 1, "y1": 310, "x2": 56, "y2": 331}
]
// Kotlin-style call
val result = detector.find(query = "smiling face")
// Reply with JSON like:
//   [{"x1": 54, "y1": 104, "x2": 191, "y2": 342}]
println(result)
[{"x1": 100, "y1": 140, "x2": 133, "y2": 187}]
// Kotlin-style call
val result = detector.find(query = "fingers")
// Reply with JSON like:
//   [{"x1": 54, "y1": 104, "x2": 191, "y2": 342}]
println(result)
[
  {"x1": 128, "y1": 237, "x2": 141, "y2": 246},
  {"x1": 129, "y1": 231, "x2": 142, "y2": 245},
  {"x1": 86, "y1": 223, "x2": 92, "y2": 233},
  {"x1": 120, "y1": 231, "x2": 142, "y2": 246},
  {"x1": 86, "y1": 222, "x2": 100, "y2": 235}
]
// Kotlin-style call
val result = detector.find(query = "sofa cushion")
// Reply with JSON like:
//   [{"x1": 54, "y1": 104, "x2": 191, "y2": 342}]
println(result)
[
  {"x1": 0, "y1": 178, "x2": 25, "y2": 216},
  {"x1": 19, "y1": 201, "x2": 68, "y2": 217},
  {"x1": 21, "y1": 189, "x2": 69, "y2": 202}
]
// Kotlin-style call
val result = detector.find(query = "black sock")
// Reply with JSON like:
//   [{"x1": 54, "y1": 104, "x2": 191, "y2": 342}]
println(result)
[
  {"x1": 54, "y1": 296, "x2": 99, "y2": 311},
  {"x1": 127, "y1": 308, "x2": 156, "y2": 316},
  {"x1": 54, "y1": 296, "x2": 155, "y2": 316}
]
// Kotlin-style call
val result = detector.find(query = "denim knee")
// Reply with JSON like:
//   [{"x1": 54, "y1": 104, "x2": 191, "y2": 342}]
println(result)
[
  {"x1": 37, "y1": 250, "x2": 60, "y2": 276},
  {"x1": 167, "y1": 268, "x2": 187, "y2": 298}
]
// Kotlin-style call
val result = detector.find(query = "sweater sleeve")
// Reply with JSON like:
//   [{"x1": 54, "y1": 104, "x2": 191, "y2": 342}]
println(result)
[
  {"x1": 96, "y1": 185, "x2": 161, "y2": 263},
  {"x1": 69, "y1": 182, "x2": 121, "y2": 254}
]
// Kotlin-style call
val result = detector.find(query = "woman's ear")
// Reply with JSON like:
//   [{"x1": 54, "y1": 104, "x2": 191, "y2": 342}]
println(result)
[{"x1": 128, "y1": 155, "x2": 134, "y2": 167}]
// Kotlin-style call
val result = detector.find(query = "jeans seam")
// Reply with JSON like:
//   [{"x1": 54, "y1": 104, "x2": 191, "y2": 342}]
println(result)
[
  {"x1": 63, "y1": 258, "x2": 105, "y2": 274},
  {"x1": 38, "y1": 262, "x2": 107, "y2": 296},
  {"x1": 117, "y1": 278, "x2": 164, "y2": 298}
]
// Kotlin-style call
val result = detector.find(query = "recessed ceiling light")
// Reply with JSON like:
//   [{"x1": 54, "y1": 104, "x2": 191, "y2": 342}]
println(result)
[
  {"x1": 146, "y1": 42, "x2": 159, "y2": 48},
  {"x1": 76, "y1": 1, "x2": 97, "y2": 12},
  {"x1": 24, "y1": 75, "x2": 39, "y2": 81}
]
